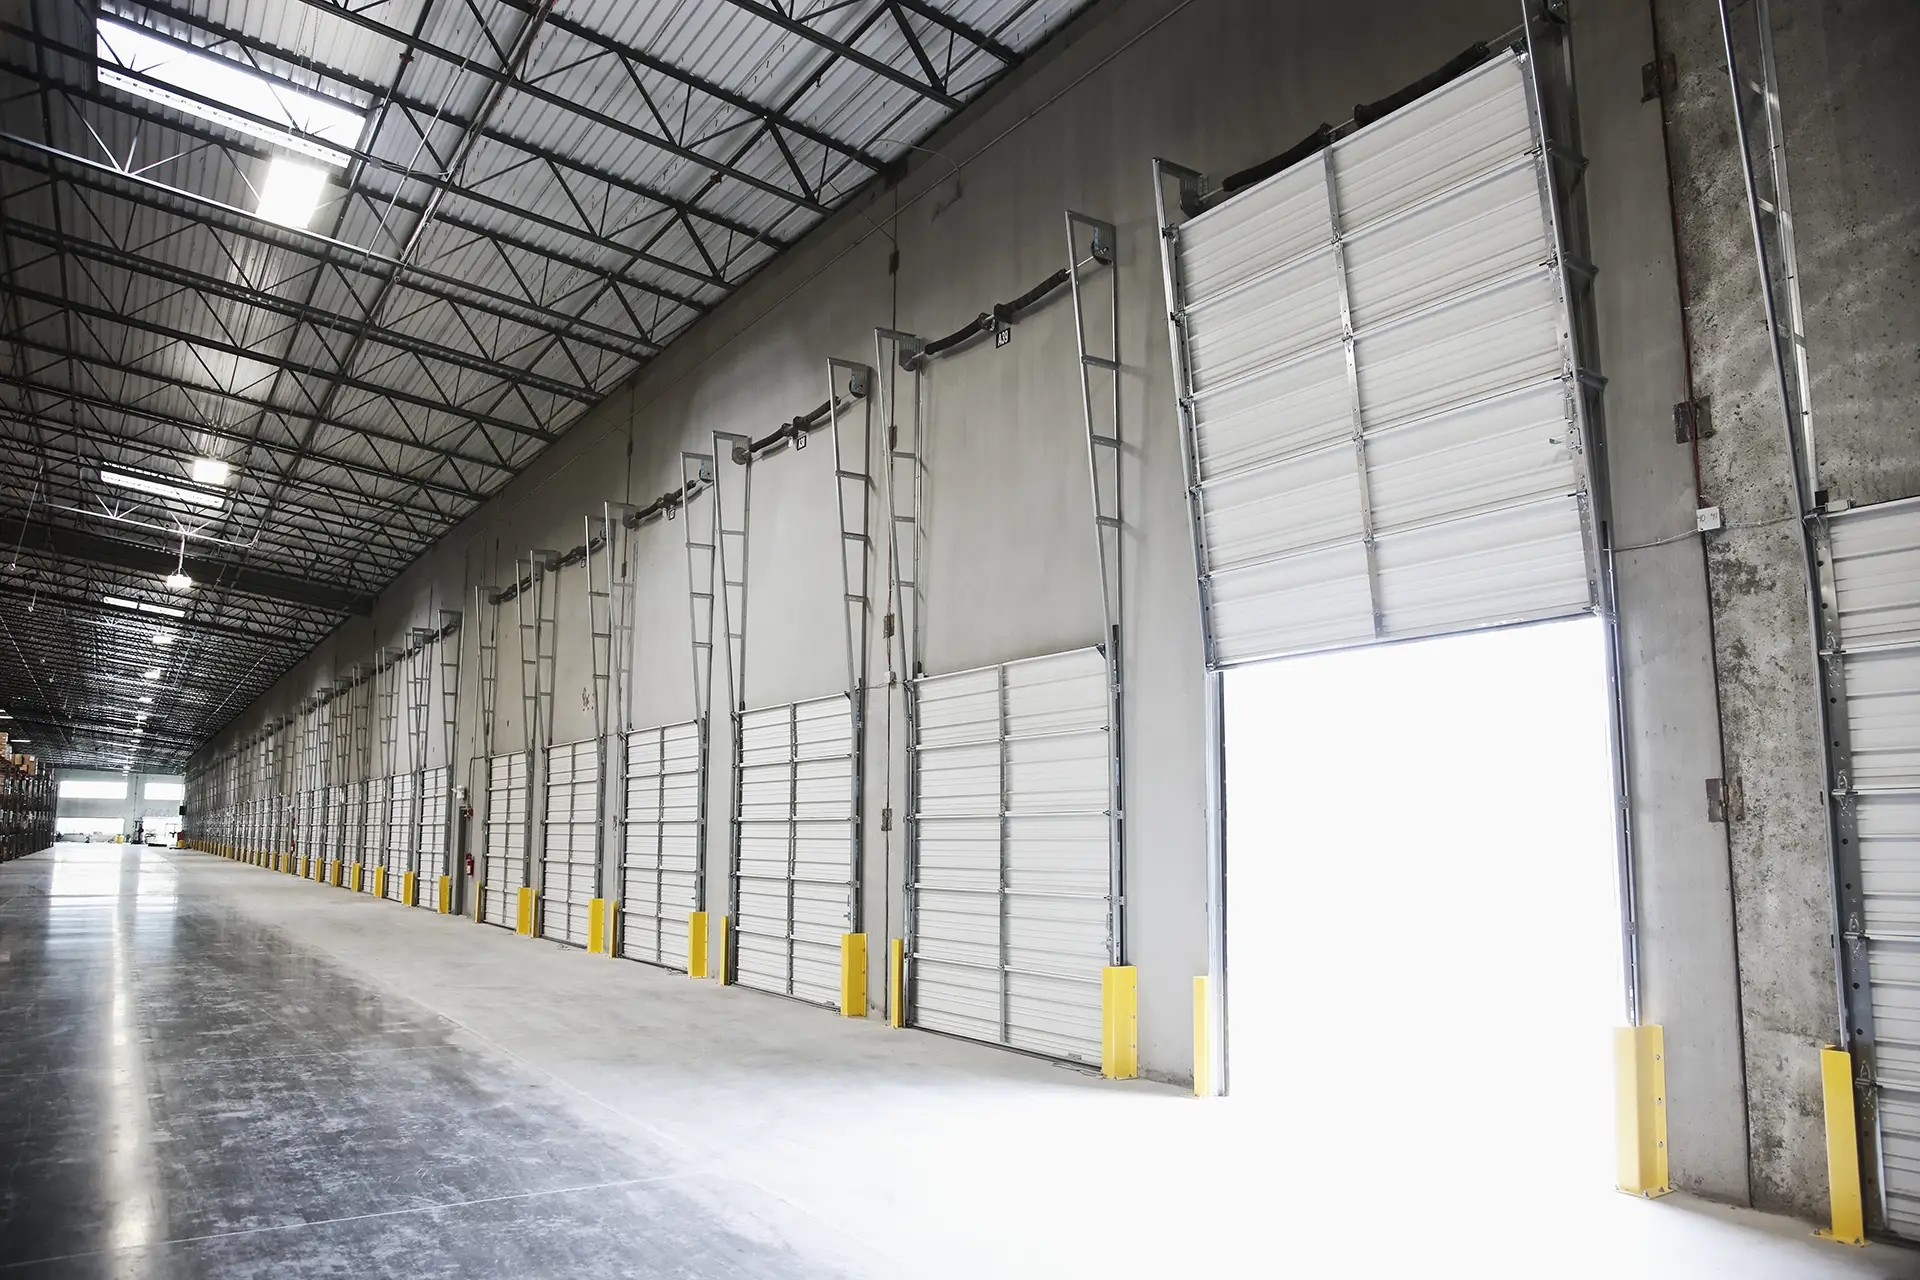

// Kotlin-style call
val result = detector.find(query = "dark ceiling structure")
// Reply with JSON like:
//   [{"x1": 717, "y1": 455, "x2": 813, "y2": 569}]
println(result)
[{"x1": 0, "y1": 0, "x2": 1085, "y2": 772}]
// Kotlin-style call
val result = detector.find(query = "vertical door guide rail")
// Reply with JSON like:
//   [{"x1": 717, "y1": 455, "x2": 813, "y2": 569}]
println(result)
[
  {"x1": 683, "y1": 448, "x2": 718, "y2": 932},
  {"x1": 1718, "y1": 0, "x2": 1877, "y2": 1228},
  {"x1": 475, "y1": 579, "x2": 503, "y2": 917},
  {"x1": 588, "y1": 503, "x2": 636, "y2": 949},
  {"x1": 829, "y1": 357, "x2": 877, "y2": 946},
  {"x1": 522, "y1": 550, "x2": 562, "y2": 909},
  {"x1": 1066, "y1": 209, "x2": 1127, "y2": 969},
  {"x1": 1520, "y1": 3, "x2": 1641, "y2": 1030},
  {"x1": 711, "y1": 430, "x2": 753, "y2": 980}
]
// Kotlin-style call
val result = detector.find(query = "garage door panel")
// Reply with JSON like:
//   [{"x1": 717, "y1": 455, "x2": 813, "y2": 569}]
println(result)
[
  {"x1": 1343, "y1": 163, "x2": 1549, "y2": 329},
  {"x1": 916, "y1": 669, "x2": 998, "y2": 744},
  {"x1": 1331, "y1": 57, "x2": 1534, "y2": 227},
  {"x1": 1006, "y1": 974, "x2": 1104, "y2": 1064},
  {"x1": 1201, "y1": 439, "x2": 1362, "y2": 571},
  {"x1": 793, "y1": 827, "x2": 853, "y2": 881},
  {"x1": 1208, "y1": 542, "x2": 1376, "y2": 663},
  {"x1": 1353, "y1": 271, "x2": 1563, "y2": 431},
  {"x1": 483, "y1": 752, "x2": 529, "y2": 930},
  {"x1": 794, "y1": 761, "x2": 852, "y2": 818},
  {"x1": 792, "y1": 880, "x2": 852, "y2": 945},
  {"x1": 910, "y1": 960, "x2": 999, "y2": 1041},
  {"x1": 740, "y1": 764, "x2": 792, "y2": 817},
  {"x1": 541, "y1": 739, "x2": 600, "y2": 947},
  {"x1": 734, "y1": 932, "x2": 788, "y2": 993},
  {"x1": 1007, "y1": 895, "x2": 1108, "y2": 973},
  {"x1": 1190, "y1": 347, "x2": 1352, "y2": 483},
  {"x1": 915, "y1": 889, "x2": 1000, "y2": 968},
  {"x1": 1006, "y1": 734, "x2": 1108, "y2": 813},
  {"x1": 917, "y1": 817, "x2": 999, "y2": 892},
  {"x1": 1375, "y1": 497, "x2": 1591, "y2": 637},
  {"x1": 1365, "y1": 381, "x2": 1579, "y2": 534},
  {"x1": 1176, "y1": 160, "x2": 1328, "y2": 302},
  {"x1": 1183, "y1": 250, "x2": 1340, "y2": 389},
  {"x1": 915, "y1": 744, "x2": 998, "y2": 815},
  {"x1": 1005, "y1": 816, "x2": 1110, "y2": 894},
  {"x1": 1845, "y1": 651, "x2": 1920, "y2": 788}
]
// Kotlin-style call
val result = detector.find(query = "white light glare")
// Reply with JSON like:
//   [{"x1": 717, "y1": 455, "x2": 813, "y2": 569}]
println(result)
[
  {"x1": 99, "y1": 468, "x2": 225, "y2": 510},
  {"x1": 189, "y1": 457, "x2": 231, "y2": 486},
  {"x1": 164, "y1": 571, "x2": 194, "y2": 592},
  {"x1": 141, "y1": 668, "x2": 162, "y2": 681},
  {"x1": 104, "y1": 597, "x2": 188, "y2": 620},
  {"x1": 257, "y1": 157, "x2": 328, "y2": 230},
  {"x1": 152, "y1": 632, "x2": 174, "y2": 647},
  {"x1": 95, "y1": 19, "x2": 363, "y2": 167}
]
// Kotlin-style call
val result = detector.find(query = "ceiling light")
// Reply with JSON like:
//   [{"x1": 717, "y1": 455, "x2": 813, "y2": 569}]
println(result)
[
  {"x1": 258, "y1": 157, "x2": 328, "y2": 229},
  {"x1": 138, "y1": 696, "x2": 154, "y2": 705},
  {"x1": 95, "y1": 19, "x2": 362, "y2": 168},
  {"x1": 135, "y1": 713, "x2": 150, "y2": 721},
  {"x1": 164, "y1": 571, "x2": 193, "y2": 591},
  {"x1": 152, "y1": 632, "x2": 174, "y2": 646},
  {"x1": 189, "y1": 457, "x2": 231, "y2": 486},
  {"x1": 142, "y1": 668, "x2": 162, "y2": 680},
  {"x1": 99, "y1": 468, "x2": 225, "y2": 510}
]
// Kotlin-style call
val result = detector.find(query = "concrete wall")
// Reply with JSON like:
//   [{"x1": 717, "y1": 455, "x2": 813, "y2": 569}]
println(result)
[
  {"x1": 180, "y1": 0, "x2": 1920, "y2": 1217},
  {"x1": 1653, "y1": 0, "x2": 1920, "y2": 1219},
  {"x1": 57, "y1": 770, "x2": 184, "y2": 836}
]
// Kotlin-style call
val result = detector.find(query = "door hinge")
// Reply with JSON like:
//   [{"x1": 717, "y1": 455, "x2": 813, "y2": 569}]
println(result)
[
  {"x1": 1642, "y1": 52, "x2": 1676, "y2": 102},
  {"x1": 1674, "y1": 396, "x2": 1713, "y2": 443},
  {"x1": 1706, "y1": 776, "x2": 1743, "y2": 823},
  {"x1": 880, "y1": 806, "x2": 893, "y2": 831}
]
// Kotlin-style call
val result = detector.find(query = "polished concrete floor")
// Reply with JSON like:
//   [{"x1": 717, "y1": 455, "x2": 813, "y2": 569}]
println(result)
[{"x1": 2, "y1": 843, "x2": 1917, "y2": 1278}]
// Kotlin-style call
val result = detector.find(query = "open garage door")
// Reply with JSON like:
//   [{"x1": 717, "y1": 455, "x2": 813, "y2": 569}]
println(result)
[
  {"x1": 541, "y1": 739, "x2": 600, "y2": 947},
  {"x1": 908, "y1": 647, "x2": 1114, "y2": 1066},
  {"x1": 620, "y1": 720, "x2": 702, "y2": 969},
  {"x1": 482, "y1": 751, "x2": 528, "y2": 929},
  {"x1": 416, "y1": 766, "x2": 450, "y2": 905},
  {"x1": 1823, "y1": 498, "x2": 1920, "y2": 1238},
  {"x1": 734, "y1": 695, "x2": 857, "y2": 1006},
  {"x1": 385, "y1": 773, "x2": 414, "y2": 900},
  {"x1": 1155, "y1": 37, "x2": 1623, "y2": 1096}
]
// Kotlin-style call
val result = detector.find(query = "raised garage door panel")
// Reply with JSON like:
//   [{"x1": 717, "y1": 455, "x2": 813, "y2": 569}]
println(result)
[
  {"x1": 325, "y1": 785, "x2": 347, "y2": 864},
  {"x1": 484, "y1": 752, "x2": 528, "y2": 929},
  {"x1": 385, "y1": 773, "x2": 414, "y2": 899},
  {"x1": 1827, "y1": 499, "x2": 1920, "y2": 1239},
  {"x1": 416, "y1": 766, "x2": 450, "y2": 900},
  {"x1": 1170, "y1": 50, "x2": 1594, "y2": 668},
  {"x1": 620, "y1": 721, "x2": 701, "y2": 968},
  {"x1": 734, "y1": 696, "x2": 855, "y2": 1006},
  {"x1": 910, "y1": 648, "x2": 1112, "y2": 1065},
  {"x1": 361, "y1": 778, "x2": 387, "y2": 877},
  {"x1": 542, "y1": 739, "x2": 600, "y2": 947}
]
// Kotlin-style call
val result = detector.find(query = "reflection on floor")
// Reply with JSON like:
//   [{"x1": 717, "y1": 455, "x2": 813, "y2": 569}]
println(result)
[{"x1": 0, "y1": 844, "x2": 1914, "y2": 1278}]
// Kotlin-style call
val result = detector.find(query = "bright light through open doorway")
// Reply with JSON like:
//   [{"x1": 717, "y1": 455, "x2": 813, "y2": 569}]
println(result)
[{"x1": 1221, "y1": 616, "x2": 1624, "y2": 1221}]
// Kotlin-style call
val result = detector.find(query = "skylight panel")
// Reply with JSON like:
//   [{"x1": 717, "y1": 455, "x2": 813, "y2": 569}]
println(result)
[{"x1": 96, "y1": 18, "x2": 364, "y2": 168}]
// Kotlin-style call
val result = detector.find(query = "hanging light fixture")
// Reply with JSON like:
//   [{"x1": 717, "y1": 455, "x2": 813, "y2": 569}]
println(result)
[{"x1": 164, "y1": 534, "x2": 193, "y2": 592}]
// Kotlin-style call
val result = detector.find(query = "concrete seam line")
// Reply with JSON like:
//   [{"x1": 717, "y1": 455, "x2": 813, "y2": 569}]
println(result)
[{"x1": 460, "y1": 0, "x2": 1205, "y2": 546}]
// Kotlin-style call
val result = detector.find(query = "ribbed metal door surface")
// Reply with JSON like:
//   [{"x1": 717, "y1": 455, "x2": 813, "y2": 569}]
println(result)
[
  {"x1": 385, "y1": 773, "x2": 414, "y2": 899},
  {"x1": 735, "y1": 695, "x2": 856, "y2": 1005},
  {"x1": 482, "y1": 752, "x2": 528, "y2": 928},
  {"x1": 324, "y1": 785, "x2": 347, "y2": 866},
  {"x1": 909, "y1": 647, "x2": 1113, "y2": 1064},
  {"x1": 345, "y1": 782, "x2": 368, "y2": 873},
  {"x1": 1163, "y1": 50, "x2": 1596, "y2": 668},
  {"x1": 1827, "y1": 499, "x2": 1920, "y2": 1238},
  {"x1": 541, "y1": 739, "x2": 600, "y2": 947},
  {"x1": 620, "y1": 720, "x2": 701, "y2": 968},
  {"x1": 362, "y1": 778, "x2": 388, "y2": 882},
  {"x1": 415, "y1": 766, "x2": 450, "y2": 902}
]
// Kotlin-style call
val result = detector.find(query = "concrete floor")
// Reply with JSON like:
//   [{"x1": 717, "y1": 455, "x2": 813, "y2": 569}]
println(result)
[{"x1": 3, "y1": 845, "x2": 1916, "y2": 1278}]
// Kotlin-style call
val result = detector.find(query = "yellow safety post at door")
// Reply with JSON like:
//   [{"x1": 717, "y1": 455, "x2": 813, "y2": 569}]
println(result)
[
  {"x1": 1101, "y1": 966, "x2": 1138, "y2": 1080},
  {"x1": 515, "y1": 886, "x2": 538, "y2": 936},
  {"x1": 437, "y1": 875, "x2": 452, "y2": 914},
  {"x1": 840, "y1": 934, "x2": 868, "y2": 1017},
  {"x1": 331, "y1": 859, "x2": 343, "y2": 887},
  {"x1": 1614, "y1": 1025, "x2": 1671, "y2": 1198},
  {"x1": 587, "y1": 899, "x2": 608, "y2": 954},
  {"x1": 717, "y1": 915, "x2": 731, "y2": 985},
  {"x1": 1190, "y1": 974, "x2": 1205, "y2": 1097},
  {"x1": 350, "y1": 863, "x2": 365, "y2": 893},
  {"x1": 889, "y1": 938, "x2": 905, "y2": 1029},
  {"x1": 1817, "y1": 1045, "x2": 1866, "y2": 1245},
  {"x1": 372, "y1": 867, "x2": 386, "y2": 900},
  {"x1": 688, "y1": 912, "x2": 709, "y2": 977},
  {"x1": 402, "y1": 871, "x2": 416, "y2": 906}
]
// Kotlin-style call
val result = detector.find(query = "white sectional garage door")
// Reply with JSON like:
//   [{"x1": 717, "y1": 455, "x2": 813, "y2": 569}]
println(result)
[
  {"x1": 908, "y1": 647, "x2": 1114, "y2": 1065},
  {"x1": 415, "y1": 766, "x2": 450, "y2": 903},
  {"x1": 1826, "y1": 498, "x2": 1920, "y2": 1239},
  {"x1": 735, "y1": 695, "x2": 857, "y2": 1006},
  {"x1": 385, "y1": 773, "x2": 414, "y2": 900},
  {"x1": 361, "y1": 778, "x2": 387, "y2": 882},
  {"x1": 621, "y1": 720, "x2": 702, "y2": 969},
  {"x1": 483, "y1": 751, "x2": 528, "y2": 929},
  {"x1": 1164, "y1": 49, "x2": 1596, "y2": 668},
  {"x1": 324, "y1": 785, "x2": 347, "y2": 866},
  {"x1": 541, "y1": 739, "x2": 600, "y2": 947}
]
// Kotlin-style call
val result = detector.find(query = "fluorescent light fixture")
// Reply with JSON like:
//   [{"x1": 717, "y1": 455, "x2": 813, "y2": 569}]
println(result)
[
  {"x1": 103, "y1": 597, "x2": 188, "y2": 619},
  {"x1": 142, "y1": 668, "x2": 162, "y2": 680},
  {"x1": 138, "y1": 696, "x2": 154, "y2": 704},
  {"x1": 100, "y1": 468, "x2": 225, "y2": 510},
  {"x1": 95, "y1": 19, "x2": 362, "y2": 168},
  {"x1": 135, "y1": 713, "x2": 150, "y2": 722},
  {"x1": 152, "y1": 632, "x2": 174, "y2": 646},
  {"x1": 189, "y1": 457, "x2": 231, "y2": 486},
  {"x1": 257, "y1": 156, "x2": 328, "y2": 229}
]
